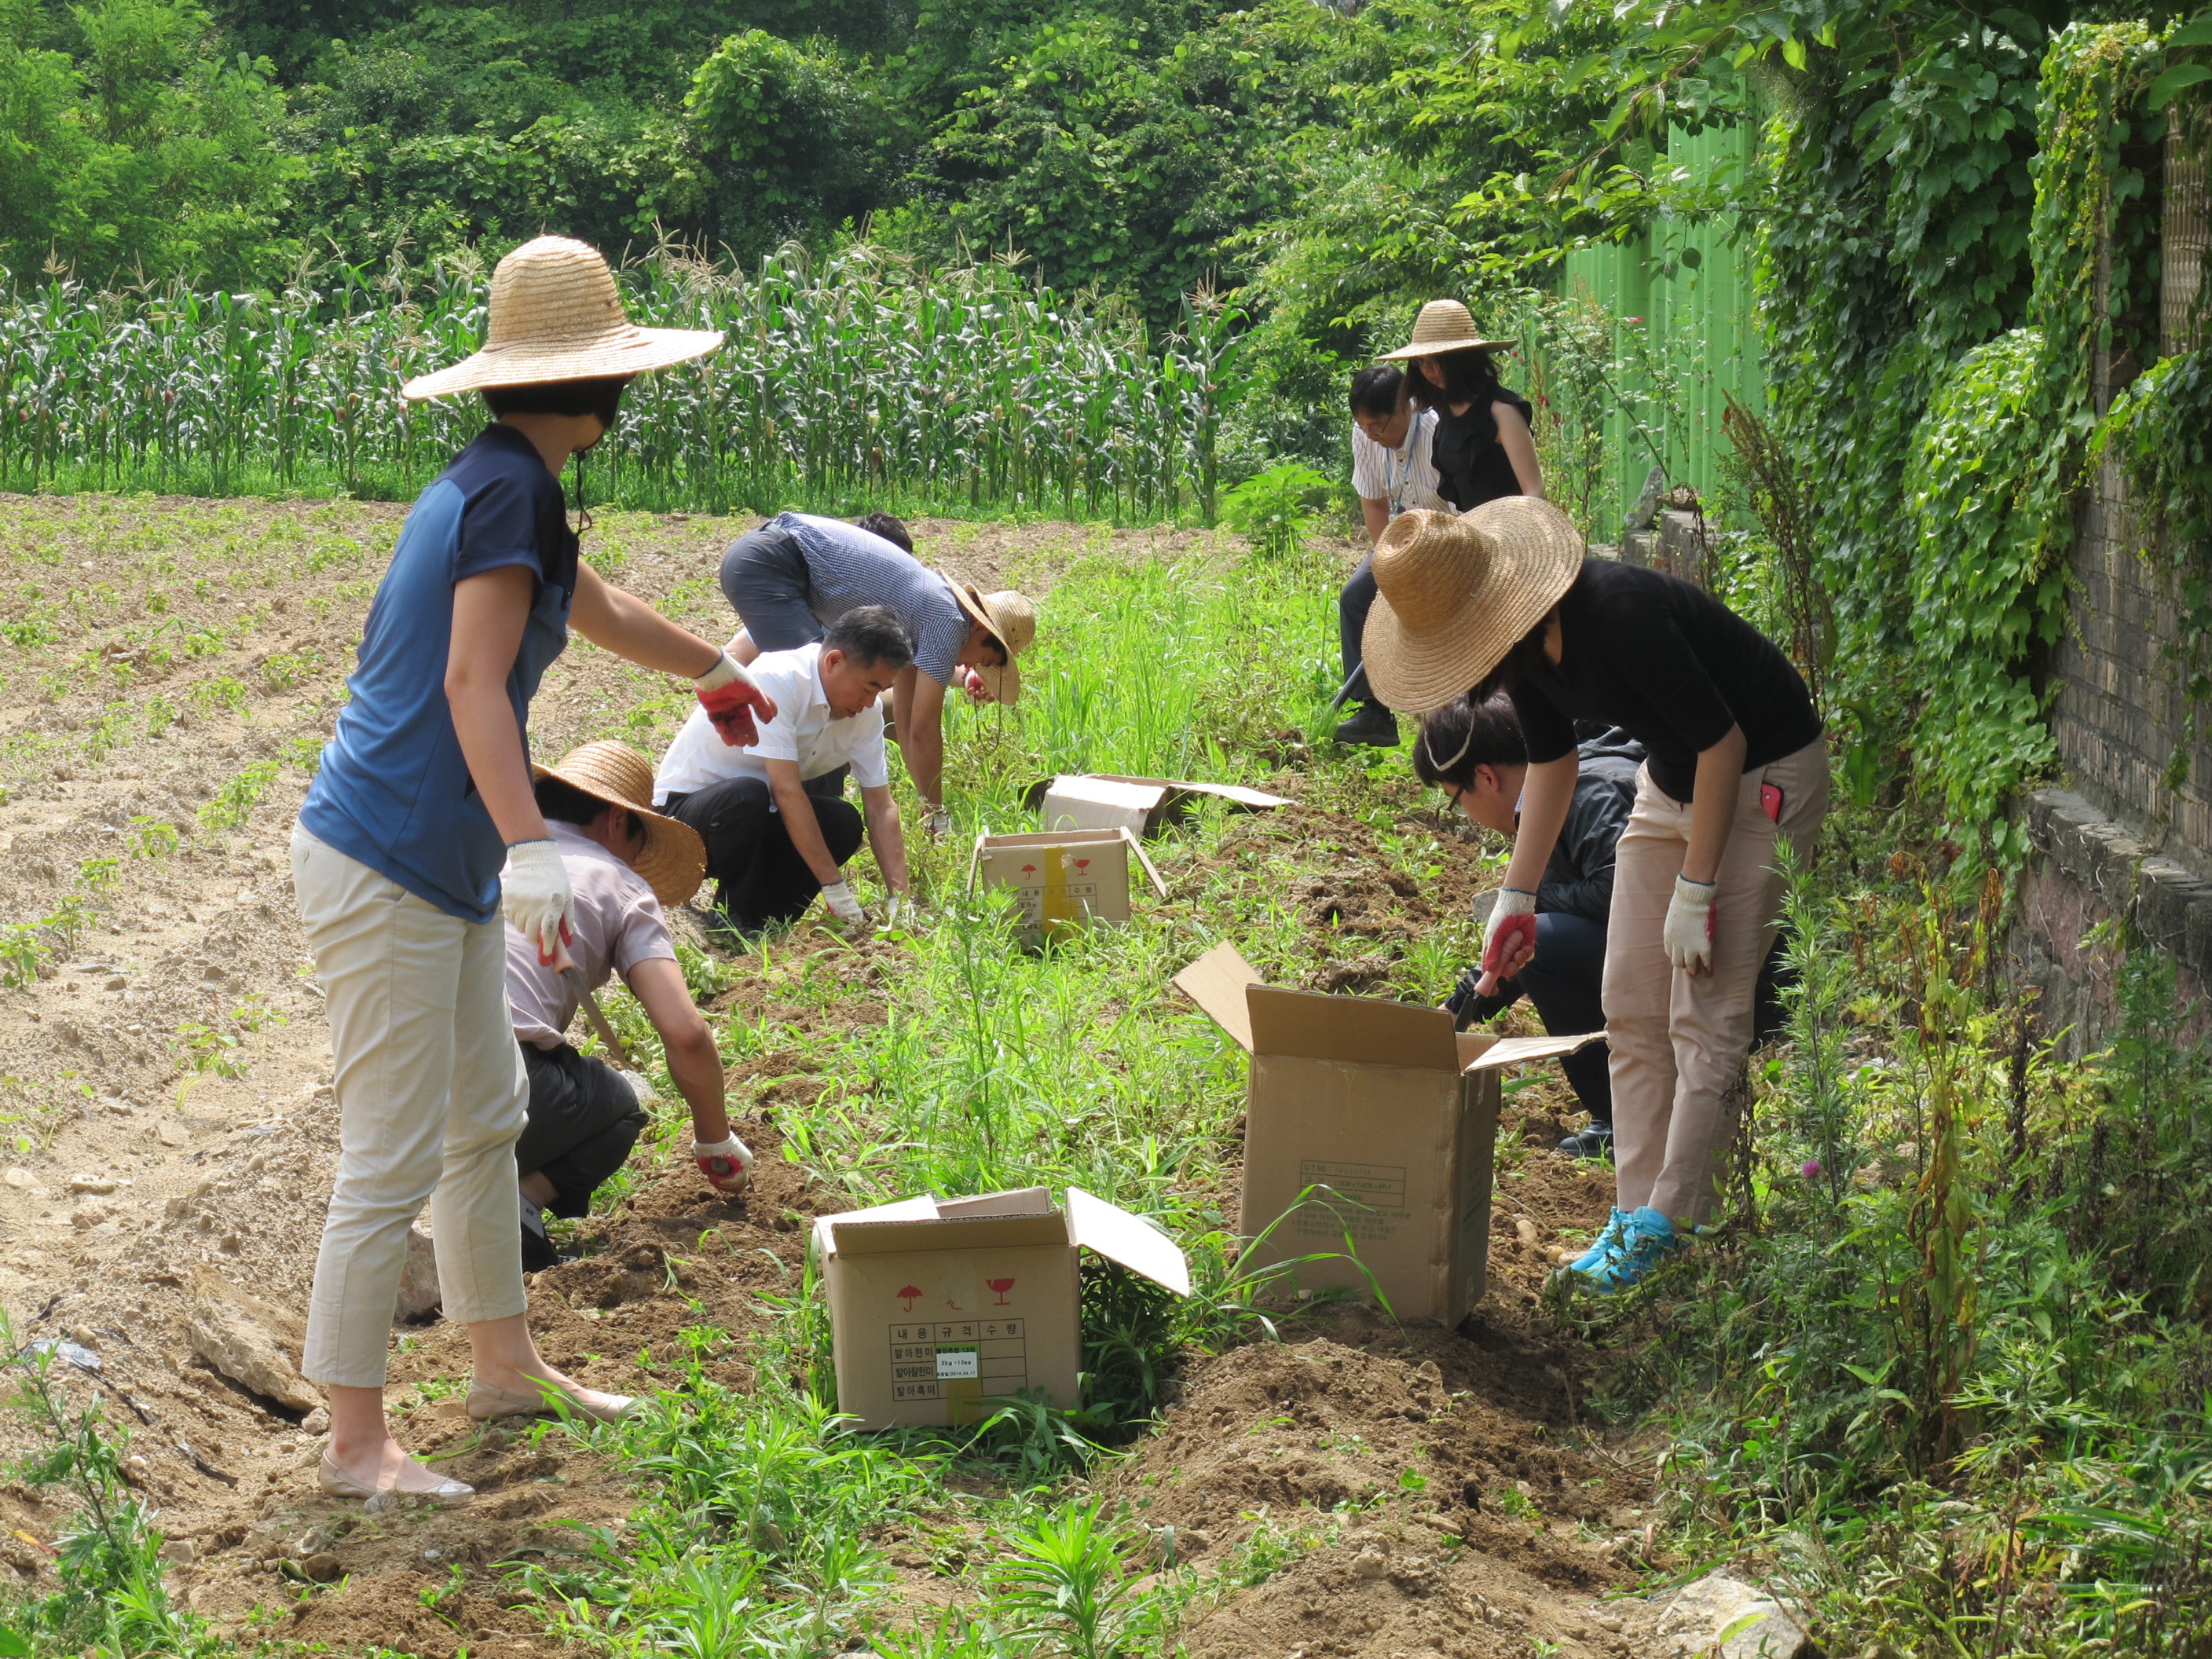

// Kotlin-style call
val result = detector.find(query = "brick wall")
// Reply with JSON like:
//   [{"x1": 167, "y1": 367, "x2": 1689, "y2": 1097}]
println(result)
[
  {"x1": 2050, "y1": 463, "x2": 2212, "y2": 878},
  {"x1": 2017, "y1": 123, "x2": 2212, "y2": 1046}
]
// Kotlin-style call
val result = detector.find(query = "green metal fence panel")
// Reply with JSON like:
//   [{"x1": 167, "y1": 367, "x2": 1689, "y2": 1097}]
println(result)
[{"x1": 1557, "y1": 123, "x2": 1763, "y2": 539}]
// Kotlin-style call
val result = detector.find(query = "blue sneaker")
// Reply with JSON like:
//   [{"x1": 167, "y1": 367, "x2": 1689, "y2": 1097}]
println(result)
[
  {"x1": 1567, "y1": 1207, "x2": 1631, "y2": 1275},
  {"x1": 1576, "y1": 1206, "x2": 1682, "y2": 1295}
]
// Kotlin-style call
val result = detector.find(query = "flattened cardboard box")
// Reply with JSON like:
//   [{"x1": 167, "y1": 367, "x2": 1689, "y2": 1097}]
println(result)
[
  {"x1": 968, "y1": 826, "x2": 1167, "y2": 944},
  {"x1": 1174, "y1": 942, "x2": 1599, "y2": 1324},
  {"x1": 1027, "y1": 774, "x2": 1291, "y2": 838},
  {"x1": 815, "y1": 1186, "x2": 1188, "y2": 1430}
]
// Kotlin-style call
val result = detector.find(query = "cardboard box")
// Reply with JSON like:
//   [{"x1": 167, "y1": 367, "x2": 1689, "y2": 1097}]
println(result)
[
  {"x1": 814, "y1": 1185, "x2": 1189, "y2": 1430},
  {"x1": 969, "y1": 826, "x2": 1167, "y2": 944},
  {"x1": 1174, "y1": 942, "x2": 1599, "y2": 1324},
  {"x1": 1027, "y1": 775, "x2": 1291, "y2": 837}
]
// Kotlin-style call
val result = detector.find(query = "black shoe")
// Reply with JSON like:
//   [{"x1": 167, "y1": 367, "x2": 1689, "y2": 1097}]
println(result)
[
  {"x1": 1557, "y1": 1126, "x2": 1614, "y2": 1160},
  {"x1": 1333, "y1": 702, "x2": 1398, "y2": 747}
]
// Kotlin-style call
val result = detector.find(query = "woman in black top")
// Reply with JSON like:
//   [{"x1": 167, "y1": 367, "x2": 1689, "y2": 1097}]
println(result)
[
  {"x1": 1360, "y1": 496, "x2": 1828, "y2": 1295},
  {"x1": 1379, "y1": 299, "x2": 1544, "y2": 511}
]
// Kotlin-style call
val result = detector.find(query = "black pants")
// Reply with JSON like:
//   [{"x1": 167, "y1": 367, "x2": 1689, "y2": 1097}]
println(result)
[
  {"x1": 1340, "y1": 553, "x2": 1379, "y2": 707},
  {"x1": 1459, "y1": 917, "x2": 1796, "y2": 1129},
  {"x1": 1463, "y1": 911, "x2": 1615, "y2": 1125},
  {"x1": 516, "y1": 1042, "x2": 648, "y2": 1219},
  {"x1": 666, "y1": 773, "x2": 864, "y2": 932}
]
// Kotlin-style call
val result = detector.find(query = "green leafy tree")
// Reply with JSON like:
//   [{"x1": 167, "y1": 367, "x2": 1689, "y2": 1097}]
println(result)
[
  {"x1": 686, "y1": 27, "x2": 884, "y2": 257},
  {"x1": 0, "y1": 0, "x2": 295, "y2": 285}
]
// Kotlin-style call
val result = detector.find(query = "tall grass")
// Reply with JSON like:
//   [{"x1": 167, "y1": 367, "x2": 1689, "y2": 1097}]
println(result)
[{"x1": 0, "y1": 247, "x2": 1241, "y2": 522}]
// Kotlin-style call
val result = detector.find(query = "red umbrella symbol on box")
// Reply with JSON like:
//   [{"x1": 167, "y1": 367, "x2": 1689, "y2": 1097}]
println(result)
[
  {"x1": 895, "y1": 1284, "x2": 922, "y2": 1311},
  {"x1": 1020, "y1": 864, "x2": 1038, "y2": 876},
  {"x1": 987, "y1": 1276, "x2": 1016, "y2": 1305}
]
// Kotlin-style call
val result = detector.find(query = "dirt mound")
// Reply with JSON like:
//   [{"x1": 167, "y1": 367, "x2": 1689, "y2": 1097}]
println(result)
[{"x1": 1111, "y1": 1320, "x2": 1658, "y2": 1659}]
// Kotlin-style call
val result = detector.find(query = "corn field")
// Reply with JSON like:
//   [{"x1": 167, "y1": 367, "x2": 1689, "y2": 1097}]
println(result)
[{"x1": 0, "y1": 247, "x2": 1242, "y2": 522}]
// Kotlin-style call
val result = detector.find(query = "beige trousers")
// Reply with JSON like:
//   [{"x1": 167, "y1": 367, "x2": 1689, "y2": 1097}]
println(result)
[
  {"x1": 290, "y1": 826, "x2": 529, "y2": 1387},
  {"x1": 1602, "y1": 739, "x2": 1829, "y2": 1225}
]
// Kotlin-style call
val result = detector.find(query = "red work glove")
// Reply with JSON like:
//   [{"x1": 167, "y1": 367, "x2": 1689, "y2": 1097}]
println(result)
[
  {"x1": 1480, "y1": 888, "x2": 1538, "y2": 980},
  {"x1": 693, "y1": 1133, "x2": 754, "y2": 1196},
  {"x1": 694, "y1": 653, "x2": 776, "y2": 748}
]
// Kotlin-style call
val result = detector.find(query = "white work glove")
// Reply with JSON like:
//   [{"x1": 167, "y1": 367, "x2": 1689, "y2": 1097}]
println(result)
[
  {"x1": 504, "y1": 840, "x2": 575, "y2": 968},
  {"x1": 692, "y1": 1133, "x2": 754, "y2": 1196},
  {"x1": 923, "y1": 807, "x2": 953, "y2": 840},
  {"x1": 884, "y1": 893, "x2": 915, "y2": 928},
  {"x1": 1663, "y1": 874, "x2": 1718, "y2": 974},
  {"x1": 1479, "y1": 888, "x2": 1537, "y2": 982},
  {"x1": 819, "y1": 879, "x2": 866, "y2": 923}
]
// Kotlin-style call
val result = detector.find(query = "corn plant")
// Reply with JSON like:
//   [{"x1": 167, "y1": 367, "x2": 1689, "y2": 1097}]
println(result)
[{"x1": 0, "y1": 250, "x2": 1245, "y2": 523}]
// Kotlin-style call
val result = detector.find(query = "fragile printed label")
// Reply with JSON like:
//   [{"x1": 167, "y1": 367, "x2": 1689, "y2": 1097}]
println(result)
[{"x1": 888, "y1": 1319, "x2": 1029, "y2": 1403}]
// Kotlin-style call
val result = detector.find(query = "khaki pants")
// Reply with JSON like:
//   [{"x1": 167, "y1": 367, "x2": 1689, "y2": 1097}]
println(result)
[
  {"x1": 1602, "y1": 739, "x2": 1829, "y2": 1225},
  {"x1": 291, "y1": 826, "x2": 529, "y2": 1387}
]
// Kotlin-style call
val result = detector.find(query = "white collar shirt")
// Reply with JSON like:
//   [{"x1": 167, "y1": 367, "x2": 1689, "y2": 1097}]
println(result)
[{"x1": 654, "y1": 642, "x2": 892, "y2": 804}]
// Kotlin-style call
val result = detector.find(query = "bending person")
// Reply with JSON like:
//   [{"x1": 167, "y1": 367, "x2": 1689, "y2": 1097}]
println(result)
[
  {"x1": 505, "y1": 743, "x2": 754, "y2": 1273},
  {"x1": 1335, "y1": 364, "x2": 1448, "y2": 749},
  {"x1": 1416, "y1": 695, "x2": 1642, "y2": 1156},
  {"x1": 717, "y1": 510, "x2": 1034, "y2": 837},
  {"x1": 657, "y1": 606, "x2": 914, "y2": 935},
  {"x1": 1363, "y1": 501, "x2": 1825, "y2": 1293},
  {"x1": 291, "y1": 236, "x2": 772, "y2": 1504}
]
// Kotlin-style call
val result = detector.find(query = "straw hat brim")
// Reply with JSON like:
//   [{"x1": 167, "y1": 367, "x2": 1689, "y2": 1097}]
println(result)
[
  {"x1": 1375, "y1": 335, "x2": 1517, "y2": 361},
  {"x1": 401, "y1": 325, "x2": 724, "y2": 402},
  {"x1": 529, "y1": 760, "x2": 707, "y2": 908},
  {"x1": 1360, "y1": 497, "x2": 1585, "y2": 715},
  {"x1": 952, "y1": 585, "x2": 1029, "y2": 705}
]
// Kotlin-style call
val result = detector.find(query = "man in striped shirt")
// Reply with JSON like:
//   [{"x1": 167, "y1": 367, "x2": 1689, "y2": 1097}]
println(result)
[{"x1": 718, "y1": 511, "x2": 1035, "y2": 837}]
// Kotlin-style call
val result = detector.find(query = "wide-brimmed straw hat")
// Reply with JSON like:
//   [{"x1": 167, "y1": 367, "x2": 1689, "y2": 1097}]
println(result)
[
  {"x1": 951, "y1": 585, "x2": 1037, "y2": 705},
  {"x1": 401, "y1": 236, "x2": 722, "y2": 401},
  {"x1": 1360, "y1": 498, "x2": 1585, "y2": 714},
  {"x1": 1375, "y1": 299, "x2": 1515, "y2": 362},
  {"x1": 530, "y1": 742, "x2": 707, "y2": 908}
]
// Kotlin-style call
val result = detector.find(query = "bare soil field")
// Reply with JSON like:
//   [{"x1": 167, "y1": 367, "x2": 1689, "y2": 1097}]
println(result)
[{"x1": 0, "y1": 493, "x2": 1677, "y2": 1657}]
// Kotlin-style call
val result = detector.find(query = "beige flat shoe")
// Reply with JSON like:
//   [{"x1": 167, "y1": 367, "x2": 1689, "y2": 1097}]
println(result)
[
  {"x1": 466, "y1": 1378, "x2": 636, "y2": 1424},
  {"x1": 317, "y1": 1452, "x2": 474, "y2": 1504}
]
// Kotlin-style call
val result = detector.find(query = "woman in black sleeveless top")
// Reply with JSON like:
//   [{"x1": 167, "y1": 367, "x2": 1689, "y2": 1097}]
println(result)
[{"x1": 1382, "y1": 300, "x2": 1544, "y2": 511}]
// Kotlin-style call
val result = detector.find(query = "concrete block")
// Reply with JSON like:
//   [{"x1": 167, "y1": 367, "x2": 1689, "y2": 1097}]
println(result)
[{"x1": 2134, "y1": 859, "x2": 2212, "y2": 954}]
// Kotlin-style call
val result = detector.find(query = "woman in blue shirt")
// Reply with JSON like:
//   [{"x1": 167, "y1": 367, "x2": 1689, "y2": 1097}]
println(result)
[{"x1": 291, "y1": 236, "x2": 772, "y2": 1503}]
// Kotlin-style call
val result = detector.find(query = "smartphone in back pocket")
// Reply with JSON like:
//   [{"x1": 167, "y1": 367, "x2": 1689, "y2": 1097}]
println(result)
[{"x1": 1760, "y1": 782, "x2": 1784, "y2": 823}]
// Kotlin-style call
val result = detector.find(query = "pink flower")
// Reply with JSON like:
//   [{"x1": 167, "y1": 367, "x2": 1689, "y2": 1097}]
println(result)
[{"x1": 1801, "y1": 1159, "x2": 1822, "y2": 1180}]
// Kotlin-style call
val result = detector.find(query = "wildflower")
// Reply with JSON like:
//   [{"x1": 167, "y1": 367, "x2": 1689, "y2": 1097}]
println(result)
[{"x1": 1801, "y1": 1159, "x2": 1822, "y2": 1180}]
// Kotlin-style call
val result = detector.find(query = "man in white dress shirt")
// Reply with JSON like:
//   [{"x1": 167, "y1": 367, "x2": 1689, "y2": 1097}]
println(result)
[
  {"x1": 654, "y1": 606, "x2": 914, "y2": 934},
  {"x1": 1337, "y1": 364, "x2": 1450, "y2": 748}
]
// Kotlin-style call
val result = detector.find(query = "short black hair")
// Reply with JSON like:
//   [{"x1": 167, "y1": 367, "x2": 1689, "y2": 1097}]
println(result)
[
  {"x1": 1402, "y1": 347, "x2": 1507, "y2": 413},
  {"x1": 823, "y1": 604, "x2": 914, "y2": 672},
  {"x1": 1412, "y1": 694, "x2": 1527, "y2": 791},
  {"x1": 482, "y1": 375, "x2": 632, "y2": 428},
  {"x1": 535, "y1": 775, "x2": 641, "y2": 839},
  {"x1": 852, "y1": 511, "x2": 914, "y2": 554},
  {"x1": 1350, "y1": 365, "x2": 1404, "y2": 419}
]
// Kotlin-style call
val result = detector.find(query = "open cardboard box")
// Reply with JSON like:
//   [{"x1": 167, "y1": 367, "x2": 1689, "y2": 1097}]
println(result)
[
  {"x1": 1024, "y1": 774, "x2": 1291, "y2": 838},
  {"x1": 1174, "y1": 942, "x2": 1601, "y2": 1324},
  {"x1": 969, "y1": 825, "x2": 1167, "y2": 945},
  {"x1": 814, "y1": 1185, "x2": 1189, "y2": 1429}
]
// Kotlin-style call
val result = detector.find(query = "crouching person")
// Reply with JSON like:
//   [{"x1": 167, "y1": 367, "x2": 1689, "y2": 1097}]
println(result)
[
  {"x1": 656, "y1": 606, "x2": 914, "y2": 934},
  {"x1": 506, "y1": 743, "x2": 753, "y2": 1269},
  {"x1": 1416, "y1": 696, "x2": 1641, "y2": 1158}
]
